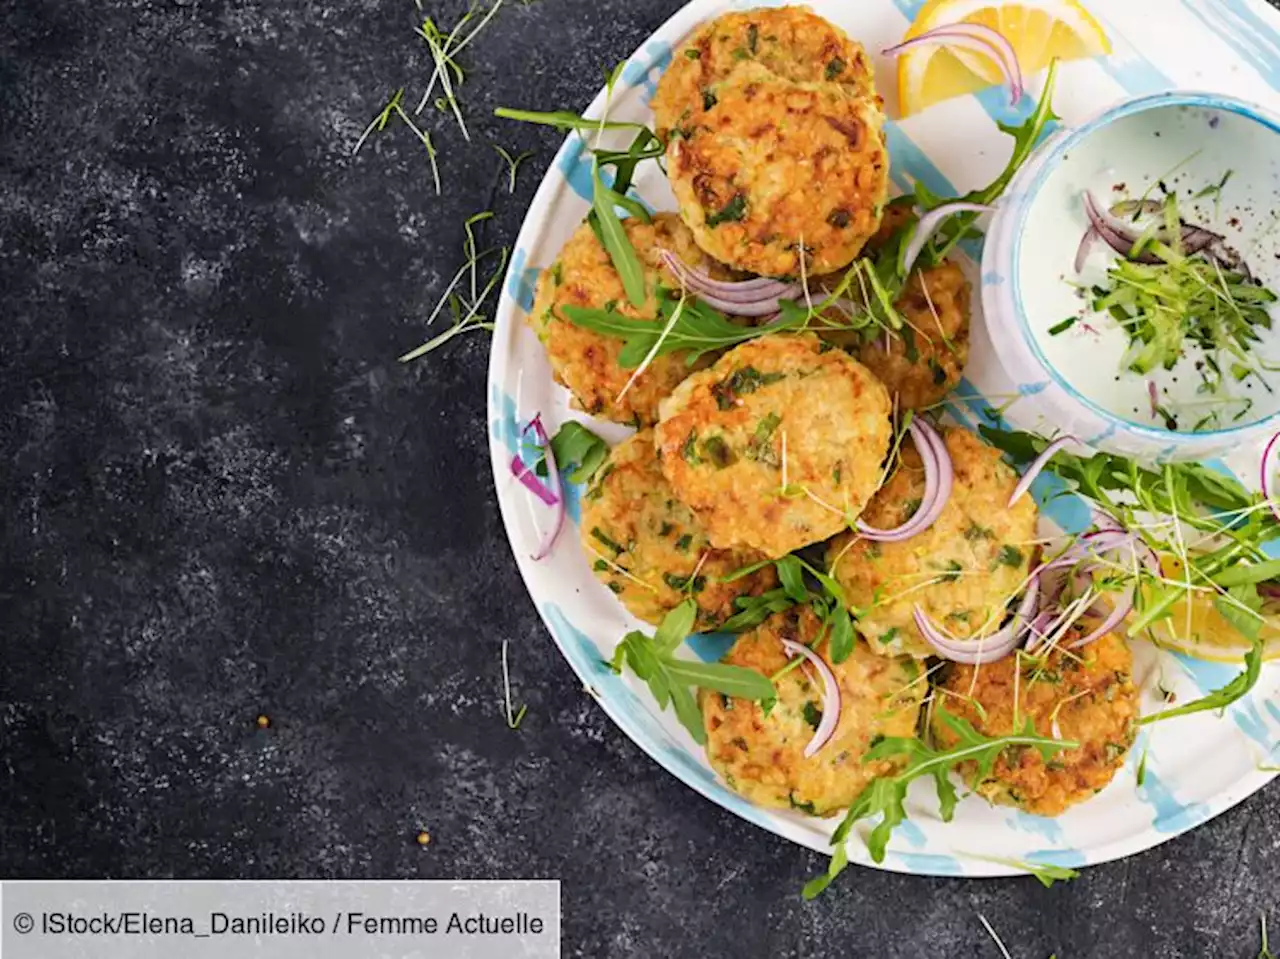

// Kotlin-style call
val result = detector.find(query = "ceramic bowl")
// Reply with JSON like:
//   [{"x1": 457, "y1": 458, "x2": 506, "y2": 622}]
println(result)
[{"x1": 982, "y1": 91, "x2": 1280, "y2": 463}]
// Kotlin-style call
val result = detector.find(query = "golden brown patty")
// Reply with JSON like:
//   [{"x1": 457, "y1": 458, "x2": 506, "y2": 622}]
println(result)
[
  {"x1": 528, "y1": 213, "x2": 730, "y2": 426},
  {"x1": 701, "y1": 606, "x2": 924, "y2": 815},
  {"x1": 580, "y1": 430, "x2": 777, "y2": 627},
  {"x1": 818, "y1": 260, "x2": 971, "y2": 410},
  {"x1": 828, "y1": 427, "x2": 1039, "y2": 658},
  {"x1": 932, "y1": 628, "x2": 1139, "y2": 817},
  {"x1": 655, "y1": 333, "x2": 892, "y2": 558},
  {"x1": 665, "y1": 70, "x2": 889, "y2": 278},
  {"x1": 652, "y1": 6, "x2": 878, "y2": 139}
]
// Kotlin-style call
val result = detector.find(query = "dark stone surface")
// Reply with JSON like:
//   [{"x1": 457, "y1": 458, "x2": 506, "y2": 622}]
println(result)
[{"x1": 1, "y1": 0, "x2": 1277, "y2": 955}]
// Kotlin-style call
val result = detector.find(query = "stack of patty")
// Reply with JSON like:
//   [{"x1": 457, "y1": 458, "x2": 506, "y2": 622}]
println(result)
[
  {"x1": 652, "y1": 6, "x2": 889, "y2": 278},
  {"x1": 525, "y1": 6, "x2": 1136, "y2": 821}
]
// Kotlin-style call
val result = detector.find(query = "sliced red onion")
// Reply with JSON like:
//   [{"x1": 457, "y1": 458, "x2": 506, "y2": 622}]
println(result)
[
  {"x1": 883, "y1": 23, "x2": 1024, "y2": 105},
  {"x1": 1007, "y1": 435, "x2": 1077, "y2": 506},
  {"x1": 1082, "y1": 191, "x2": 1161, "y2": 264},
  {"x1": 1263, "y1": 430, "x2": 1280, "y2": 524},
  {"x1": 781, "y1": 639, "x2": 840, "y2": 758},
  {"x1": 914, "y1": 577, "x2": 1040, "y2": 665},
  {"x1": 659, "y1": 250, "x2": 801, "y2": 316},
  {"x1": 1026, "y1": 589, "x2": 1095, "y2": 653},
  {"x1": 857, "y1": 418, "x2": 954, "y2": 542},
  {"x1": 521, "y1": 415, "x2": 565, "y2": 561},
  {"x1": 1067, "y1": 584, "x2": 1133, "y2": 649},
  {"x1": 901, "y1": 202, "x2": 994, "y2": 275},
  {"x1": 1147, "y1": 380, "x2": 1159, "y2": 418},
  {"x1": 1074, "y1": 227, "x2": 1098, "y2": 273},
  {"x1": 509, "y1": 453, "x2": 558, "y2": 506},
  {"x1": 1084, "y1": 192, "x2": 1229, "y2": 264}
]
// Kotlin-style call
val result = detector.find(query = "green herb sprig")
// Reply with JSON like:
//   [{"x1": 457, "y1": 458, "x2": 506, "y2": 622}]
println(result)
[
  {"x1": 495, "y1": 105, "x2": 664, "y2": 309},
  {"x1": 544, "y1": 421, "x2": 609, "y2": 484},
  {"x1": 981, "y1": 426, "x2": 1276, "y2": 723},
  {"x1": 493, "y1": 145, "x2": 535, "y2": 193},
  {"x1": 610, "y1": 600, "x2": 776, "y2": 743},
  {"x1": 563, "y1": 287, "x2": 807, "y2": 366},
  {"x1": 961, "y1": 854, "x2": 1080, "y2": 888},
  {"x1": 803, "y1": 708, "x2": 1076, "y2": 897},
  {"x1": 415, "y1": 0, "x2": 507, "y2": 137},
  {"x1": 908, "y1": 60, "x2": 1061, "y2": 269},
  {"x1": 352, "y1": 88, "x2": 442, "y2": 194},
  {"x1": 400, "y1": 211, "x2": 508, "y2": 362}
]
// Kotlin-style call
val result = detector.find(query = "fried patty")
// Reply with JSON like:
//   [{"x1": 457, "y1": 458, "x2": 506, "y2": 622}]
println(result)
[
  {"x1": 828, "y1": 427, "x2": 1039, "y2": 658},
  {"x1": 818, "y1": 259, "x2": 971, "y2": 410},
  {"x1": 528, "y1": 213, "x2": 729, "y2": 426},
  {"x1": 652, "y1": 6, "x2": 878, "y2": 138},
  {"x1": 654, "y1": 8, "x2": 889, "y2": 277},
  {"x1": 932, "y1": 628, "x2": 1139, "y2": 817},
  {"x1": 701, "y1": 605, "x2": 924, "y2": 815},
  {"x1": 580, "y1": 430, "x2": 777, "y2": 627},
  {"x1": 655, "y1": 333, "x2": 892, "y2": 558}
]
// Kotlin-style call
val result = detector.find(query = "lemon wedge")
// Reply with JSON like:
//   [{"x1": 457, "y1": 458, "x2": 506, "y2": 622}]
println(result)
[
  {"x1": 898, "y1": 0, "x2": 1111, "y2": 116},
  {"x1": 1130, "y1": 554, "x2": 1280, "y2": 664}
]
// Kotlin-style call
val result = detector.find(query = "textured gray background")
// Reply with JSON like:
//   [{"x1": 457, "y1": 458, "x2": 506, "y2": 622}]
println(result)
[{"x1": 1, "y1": 0, "x2": 1277, "y2": 956}]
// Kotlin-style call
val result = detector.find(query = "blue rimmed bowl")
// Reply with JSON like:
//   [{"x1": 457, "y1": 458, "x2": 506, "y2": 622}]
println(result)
[{"x1": 982, "y1": 91, "x2": 1280, "y2": 463}]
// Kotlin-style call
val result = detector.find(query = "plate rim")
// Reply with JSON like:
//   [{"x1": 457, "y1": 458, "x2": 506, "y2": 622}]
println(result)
[{"x1": 485, "y1": 0, "x2": 1280, "y2": 879}]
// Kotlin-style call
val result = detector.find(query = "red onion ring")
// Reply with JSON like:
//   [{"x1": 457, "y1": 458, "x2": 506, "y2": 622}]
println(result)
[
  {"x1": 522, "y1": 415, "x2": 565, "y2": 561},
  {"x1": 914, "y1": 577, "x2": 1040, "y2": 665},
  {"x1": 1262, "y1": 430, "x2": 1280, "y2": 524},
  {"x1": 883, "y1": 23, "x2": 1024, "y2": 105},
  {"x1": 1068, "y1": 585, "x2": 1133, "y2": 649},
  {"x1": 509, "y1": 453, "x2": 558, "y2": 506},
  {"x1": 900, "y1": 202, "x2": 993, "y2": 276},
  {"x1": 1082, "y1": 192, "x2": 1161, "y2": 264},
  {"x1": 1007, "y1": 435, "x2": 1077, "y2": 507},
  {"x1": 780, "y1": 639, "x2": 841, "y2": 758},
  {"x1": 1082, "y1": 192, "x2": 1233, "y2": 265},
  {"x1": 659, "y1": 251, "x2": 801, "y2": 316},
  {"x1": 1074, "y1": 226, "x2": 1098, "y2": 273},
  {"x1": 856, "y1": 419, "x2": 954, "y2": 542}
]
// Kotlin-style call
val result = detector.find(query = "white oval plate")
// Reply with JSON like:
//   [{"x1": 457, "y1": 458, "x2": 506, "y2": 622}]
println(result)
[{"x1": 487, "y1": 0, "x2": 1280, "y2": 877}]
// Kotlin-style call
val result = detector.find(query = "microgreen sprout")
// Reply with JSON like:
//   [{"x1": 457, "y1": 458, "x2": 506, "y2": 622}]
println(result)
[
  {"x1": 978, "y1": 913, "x2": 1014, "y2": 959},
  {"x1": 494, "y1": 145, "x2": 535, "y2": 193},
  {"x1": 399, "y1": 211, "x2": 508, "y2": 362},
  {"x1": 414, "y1": 0, "x2": 507, "y2": 134},
  {"x1": 352, "y1": 88, "x2": 442, "y2": 193},
  {"x1": 501, "y1": 639, "x2": 527, "y2": 730}
]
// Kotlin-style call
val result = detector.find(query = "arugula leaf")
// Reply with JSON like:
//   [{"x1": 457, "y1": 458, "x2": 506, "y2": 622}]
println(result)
[
  {"x1": 827, "y1": 603, "x2": 855, "y2": 664},
  {"x1": 655, "y1": 598, "x2": 699, "y2": 653},
  {"x1": 611, "y1": 605, "x2": 775, "y2": 743},
  {"x1": 804, "y1": 708, "x2": 1076, "y2": 896},
  {"x1": 963, "y1": 854, "x2": 1080, "y2": 888},
  {"x1": 913, "y1": 60, "x2": 1061, "y2": 267},
  {"x1": 720, "y1": 587, "x2": 796, "y2": 632},
  {"x1": 776, "y1": 555, "x2": 808, "y2": 604},
  {"x1": 979, "y1": 426, "x2": 1275, "y2": 536},
  {"x1": 550, "y1": 421, "x2": 609, "y2": 484},
  {"x1": 662, "y1": 659, "x2": 776, "y2": 699},
  {"x1": 1139, "y1": 627, "x2": 1264, "y2": 725},
  {"x1": 562, "y1": 288, "x2": 806, "y2": 366},
  {"x1": 591, "y1": 160, "x2": 648, "y2": 308}
]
